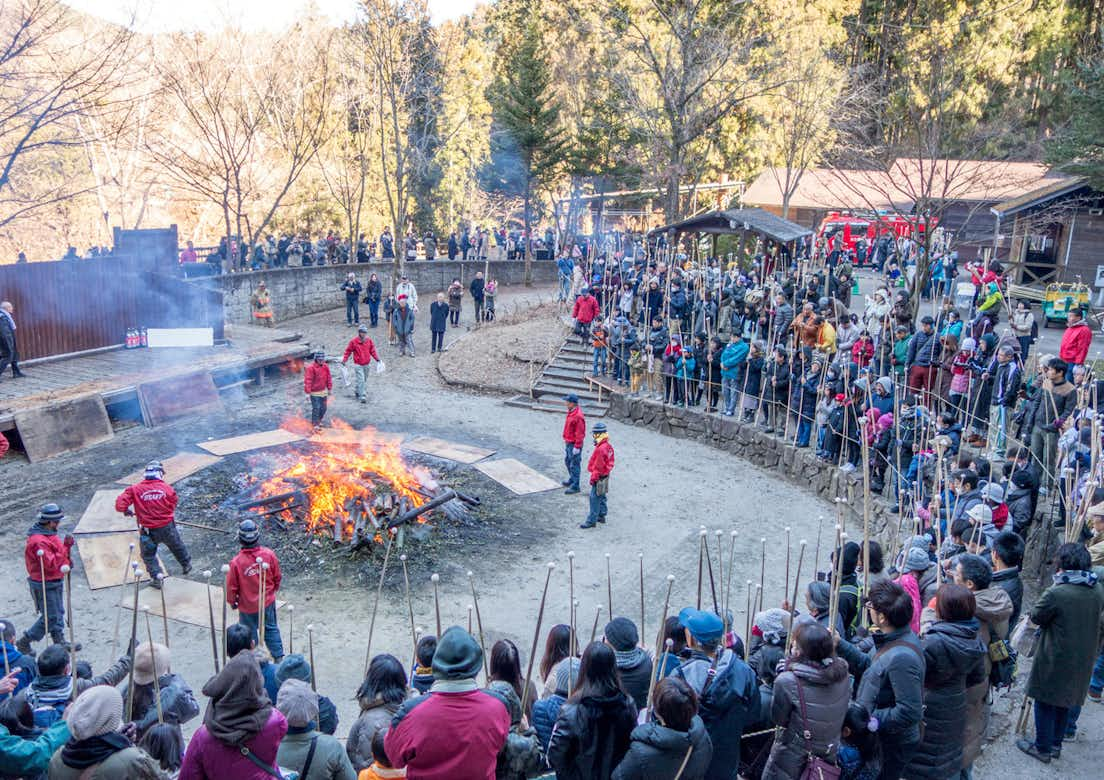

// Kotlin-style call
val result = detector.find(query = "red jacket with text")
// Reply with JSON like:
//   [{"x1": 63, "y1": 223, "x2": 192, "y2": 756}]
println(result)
[
  {"x1": 24, "y1": 526, "x2": 72, "y2": 582},
  {"x1": 226, "y1": 545, "x2": 282, "y2": 613},
  {"x1": 572, "y1": 294, "x2": 599, "y2": 324},
  {"x1": 115, "y1": 478, "x2": 178, "y2": 529},
  {"x1": 304, "y1": 362, "x2": 333, "y2": 394},
  {"x1": 588, "y1": 439, "x2": 615, "y2": 484},
  {"x1": 343, "y1": 337, "x2": 380, "y2": 366},
  {"x1": 562, "y1": 407, "x2": 586, "y2": 448}
]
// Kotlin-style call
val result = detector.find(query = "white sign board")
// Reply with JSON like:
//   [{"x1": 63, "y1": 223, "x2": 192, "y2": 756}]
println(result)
[
  {"x1": 146, "y1": 327, "x2": 215, "y2": 348},
  {"x1": 1094, "y1": 265, "x2": 1104, "y2": 288}
]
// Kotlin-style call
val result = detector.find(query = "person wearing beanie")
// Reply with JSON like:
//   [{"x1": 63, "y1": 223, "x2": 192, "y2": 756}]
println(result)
[
  {"x1": 18, "y1": 503, "x2": 73, "y2": 653},
  {"x1": 580, "y1": 422, "x2": 615, "y2": 529},
  {"x1": 114, "y1": 460, "x2": 192, "y2": 586},
  {"x1": 304, "y1": 351, "x2": 333, "y2": 429},
  {"x1": 531, "y1": 657, "x2": 581, "y2": 754},
  {"x1": 48, "y1": 685, "x2": 162, "y2": 778},
  {"x1": 895, "y1": 546, "x2": 930, "y2": 635},
  {"x1": 120, "y1": 642, "x2": 200, "y2": 742},
  {"x1": 342, "y1": 324, "x2": 381, "y2": 403},
  {"x1": 275, "y1": 679, "x2": 357, "y2": 780},
  {"x1": 226, "y1": 520, "x2": 284, "y2": 662},
  {"x1": 276, "y1": 654, "x2": 338, "y2": 734},
  {"x1": 834, "y1": 541, "x2": 862, "y2": 639},
  {"x1": 602, "y1": 617, "x2": 652, "y2": 710},
  {"x1": 671, "y1": 608, "x2": 759, "y2": 780},
  {"x1": 803, "y1": 581, "x2": 844, "y2": 636},
  {"x1": 385, "y1": 626, "x2": 509, "y2": 780},
  {"x1": 180, "y1": 648, "x2": 288, "y2": 780},
  {"x1": 23, "y1": 642, "x2": 131, "y2": 729}
]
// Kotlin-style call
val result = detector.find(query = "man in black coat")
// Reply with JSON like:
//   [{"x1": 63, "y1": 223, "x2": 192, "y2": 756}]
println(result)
[
  {"x1": 603, "y1": 617, "x2": 652, "y2": 711},
  {"x1": 429, "y1": 293, "x2": 449, "y2": 354},
  {"x1": 0, "y1": 301, "x2": 23, "y2": 378},
  {"x1": 991, "y1": 530, "x2": 1025, "y2": 636},
  {"x1": 469, "y1": 272, "x2": 486, "y2": 323}
]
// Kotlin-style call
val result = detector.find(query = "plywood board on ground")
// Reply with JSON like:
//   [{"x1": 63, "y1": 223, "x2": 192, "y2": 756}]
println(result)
[
  {"x1": 119, "y1": 577, "x2": 284, "y2": 629},
  {"x1": 403, "y1": 436, "x2": 495, "y2": 464},
  {"x1": 77, "y1": 532, "x2": 154, "y2": 589},
  {"x1": 138, "y1": 370, "x2": 224, "y2": 427},
  {"x1": 198, "y1": 429, "x2": 304, "y2": 456},
  {"x1": 117, "y1": 452, "x2": 222, "y2": 486},
  {"x1": 14, "y1": 395, "x2": 113, "y2": 462},
  {"x1": 74, "y1": 489, "x2": 135, "y2": 534},
  {"x1": 475, "y1": 458, "x2": 560, "y2": 495}
]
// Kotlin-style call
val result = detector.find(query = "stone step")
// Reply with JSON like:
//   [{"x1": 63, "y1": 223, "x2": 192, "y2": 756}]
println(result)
[
  {"x1": 542, "y1": 366, "x2": 589, "y2": 382},
  {"x1": 533, "y1": 374, "x2": 595, "y2": 392},
  {"x1": 532, "y1": 384, "x2": 601, "y2": 403},
  {"x1": 504, "y1": 394, "x2": 609, "y2": 417}
]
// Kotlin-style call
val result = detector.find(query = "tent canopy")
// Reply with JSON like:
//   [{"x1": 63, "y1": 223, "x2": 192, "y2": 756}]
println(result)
[{"x1": 649, "y1": 207, "x2": 812, "y2": 244}]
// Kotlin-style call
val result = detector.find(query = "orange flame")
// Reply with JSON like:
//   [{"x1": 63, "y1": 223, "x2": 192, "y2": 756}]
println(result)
[{"x1": 248, "y1": 417, "x2": 432, "y2": 540}]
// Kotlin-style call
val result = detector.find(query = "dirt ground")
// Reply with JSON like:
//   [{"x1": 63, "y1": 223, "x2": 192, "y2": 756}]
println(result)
[{"x1": 0, "y1": 281, "x2": 1097, "y2": 778}]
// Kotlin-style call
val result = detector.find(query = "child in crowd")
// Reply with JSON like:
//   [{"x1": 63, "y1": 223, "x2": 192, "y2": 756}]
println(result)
[
  {"x1": 484, "y1": 279, "x2": 497, "y2": 321},
  {"x1": 815, "y1": 385, "x2": 837, "y2": 459},
  {"x1": 628, "y1": 347, "x2": 644, "y2": 395},
  {"x1": 411, "y1": 635, "x2": 436, "y2": 694},
  {"x1": 838, "y1": 702, "x2": 881, "y2": 780},
  {"x1": 591, "y1": 324, "x2": 609, "y2": 376},
  {"x1": 359, "y1": 728, "x2": 405, "y2": 779}
]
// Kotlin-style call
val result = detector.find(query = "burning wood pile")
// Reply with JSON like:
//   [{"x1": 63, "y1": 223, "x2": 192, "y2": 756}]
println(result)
[{"x1": 236, "y1": 422, "x2": 479, "y2": 551}]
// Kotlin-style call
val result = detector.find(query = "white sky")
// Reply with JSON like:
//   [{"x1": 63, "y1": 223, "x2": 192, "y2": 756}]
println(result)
[{"x1": 64, "y1": 0, "x2": 480, "y2": 30}]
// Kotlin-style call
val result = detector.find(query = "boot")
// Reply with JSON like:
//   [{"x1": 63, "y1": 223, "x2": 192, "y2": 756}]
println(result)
[
  {"x1": 15, "y1": 634, "x2": 33, "y2": 655},
  {"x1": 52, "y1": 637, "x2": 82, "y2": 652}
]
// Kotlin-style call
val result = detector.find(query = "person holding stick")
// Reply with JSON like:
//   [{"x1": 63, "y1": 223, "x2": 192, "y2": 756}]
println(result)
[
  {"x1": 385, "y1": 626, "x2": 509, "y2": 779},
  {"x1": 580, "y1": 422, "x2": 615, "y2": 529},
  {"x1": 603, "y1": 617, "x2": 652, "y2": 710},
  {"x1": 0, "y1": 619, "x2": 36, "y2": 696},
  {"x1": 17, "y1": 504, "x2": 74, "y2": 655},
  {"x1": 23, "y1": 642, "x2": 132, "y2": 728},
  {"x1": 671, "y1": 607, "x2": 759, "y2": 780},
  {"x1": 120, "y1": 642, "x2": 200, "y2": 742},
  {"x1": 115, "y1": 461, "x2": 192, "y2": 587},
  {"x1": 225, "y1": 519, "x2": 284, "y2": 662}
]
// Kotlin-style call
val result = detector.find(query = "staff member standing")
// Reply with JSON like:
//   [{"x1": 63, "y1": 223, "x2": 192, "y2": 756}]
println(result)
[
  {"x1": 226, "y1": 519, "x2": 284, "y2": 662},
  {"x1": 342, "y1": 325, "x2": 380, "y2": 404},
  {"x1": 580, "y1": 422, "x2": 615, "y2": 529},
  {"x1": 115, "y1": 461, "x2": 192, "y2": 587},
  {"x1": 562, "y1": 394, "x2": 586, "y2": 495},
  {"x1": 16, "y1": 504, "x2": 73, "y2": 654},
  {"x1": 115, "y1": 461, "x2": 190, "y2": 586},
  {"x1": 304, "y1": 351, "x2": 332, "y2": 430}
]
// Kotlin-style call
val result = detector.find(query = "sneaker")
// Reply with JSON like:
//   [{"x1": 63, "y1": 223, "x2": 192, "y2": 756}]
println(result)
[
  {"x1": 840, "y1": 463, "x2": 856, "y2": 473},
  {"x1": 1015, "y1": 739, "x2": 1050, "y2": 764},
  {"x1": 148, "y1": 577, "x2": 162, "y2": 590},
  {"x1": 15, "y1": 635, "x2": 33, "y2": 655},
  {"x1": 597, "y1": 516, "x2": 606, "y2": 524},
  {"x1": 1063, "y1": 729, "x2": 1077, "y2": 742},
  {"x1": 561, "y1": 480, "x2": 572, "y2": 487},
  {"x1": 579, "y1": 520, "x2": 597, "y2": 529},
  {"x1": 564, "y1": 488, "x2": 580, "y2": 495}
]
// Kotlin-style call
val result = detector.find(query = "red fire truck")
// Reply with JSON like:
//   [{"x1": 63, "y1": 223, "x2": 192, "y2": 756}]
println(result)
[{"x1": 816, "y1": 212, "x2": 937, "y2": 266}]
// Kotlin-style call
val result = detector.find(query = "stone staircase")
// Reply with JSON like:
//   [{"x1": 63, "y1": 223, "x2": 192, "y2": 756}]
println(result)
[{"x1": 505, "y1": 337, "x2": 609, "y2": 417}]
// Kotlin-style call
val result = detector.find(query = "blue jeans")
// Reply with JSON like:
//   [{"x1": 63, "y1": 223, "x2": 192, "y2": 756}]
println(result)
[
  {"x1": 796, "y1": 418, "x2": 812, "y2": 447},
  {"x1": 310, "y1": 395, "x2": 328, "y2": 426},
  {"x1": 988, "y1": 404, "x2": 1008, "y2": 457},
  {"x1": 592, "y1": 347, "x2": 607, "y2": 375},
  {"x1": 26, "y1": 578, "x2": 65, "y2": 642},
  {"x1": 558, "y1": 275, "x2": 571, "y2": 301},
  {"x1": 240, "y1": 603, "x2": 284, "y2": 661},
  {"x1": 345, "y1": 298, "x2": 359, "y2": 324},
  {"x1": 722, "y1": 376, "x2": 739, "y2": 415},
  {"x1": 1033, "y1": 700, "x2": 1070, "y2": 755},
  {"x1": 367, "y1": 299, "x2": 380, "y2": 326},
  {"x1": 586, "y1": 483, "x2": 607, "y2": 524},
  {"x1": 564, "y1": 443, "x2": 581, "y2": 490}
]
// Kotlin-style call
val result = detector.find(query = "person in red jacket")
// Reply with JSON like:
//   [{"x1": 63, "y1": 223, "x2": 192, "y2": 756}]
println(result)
[
  {"x1": 572, "y1": 286, "x2": 599, "y2": 344},
  {"x1": 562, "y1": 394, "x2": 586, "y2": 494},
  {"x1": 303, "y1": 350, "x2": 332, "y2": 430},
  {"x1": 580, "y1": 422, "x2": 615, "y2": 529},
  {"x1": 1058, "y1": 307, "x2": 1092, "y2": 380},
  {"x1": 0, "y1": 431, "x2": 8, "y2": 459},
  {"x1": 342, "y1": 324, "x2": 380, "y2": 404},
  {"x1": 385, "y1": 626, "x2": 509, "y2": 780},
  {"x1": 17, "y1": 504, "x2": 74, "y2": 653},
  {"x1": 226, "y1": 519, "x2": 284, "y2": 662},
  {"x1": 115, "y1": 460, "x2": 191, "y2": 587}
]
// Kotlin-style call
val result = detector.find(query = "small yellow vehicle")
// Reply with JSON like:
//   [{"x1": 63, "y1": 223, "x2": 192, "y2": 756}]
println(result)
[{"x1": 1042, "y1": 282, "x2": 1090, "y2": 328}]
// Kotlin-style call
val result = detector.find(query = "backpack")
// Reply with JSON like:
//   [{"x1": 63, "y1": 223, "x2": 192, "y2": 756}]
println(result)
[{"x1": 988, "y1": 638, "x2": 1018, "y2": 690}]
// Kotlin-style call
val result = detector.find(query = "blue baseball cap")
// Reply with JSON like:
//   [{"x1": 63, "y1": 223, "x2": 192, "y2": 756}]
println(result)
[
  {"x1": 563, "y1": 394, "x2": 580, "y2": 404},
  {"x1": 678, "y1": 607, "x2": 724, "y2": 643}
]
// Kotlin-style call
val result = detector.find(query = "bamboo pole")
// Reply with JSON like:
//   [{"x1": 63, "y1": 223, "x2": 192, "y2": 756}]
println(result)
[
  {"x1": 125, "y1": 562, "x2": 141, "y2": 721},
  {"x1": 647, "y1": 575, "x2": 676, "y2": 709},
  {"x1": 287, "y1": 605, "x2": 294, "y2": 656},
  {"x1": 400, "y1": 555, "x2": 416, "y2": 657},
  {"x1": 605, "y1": 553, "x2": 613, "y2": 619},
  {"x1": 220, "y1": 564, "x2": 230, "y2": 664},
  {"x1": 62, "y1": 565, "x2": 76, "y2": 701},
  {"x1": 256, "y1": 559, "x2": 266, "y2": 653},
  {"x1": 157, "y1": 575, "x2": 170, "y2": 654},
  {"x1": 724, "y1": 531, "x2": 737, "y2": 618},
  {"x1": 467, "y1": 571, "x2": 490, "y2": 680},
  {"x1": 520, "y1": 562, "x2": 556, "y2": 713},
  {"x1": 638, "y1": 553, "x2": 645, "y2": 645},
  {"x1": 701, "y1": 528, "x2": 720, "y2": 615},
  {"x1": 307, "y1": 625, "x2": 316, "y2": 691},
  {"x1": 785, "y1": 541, "x2": 808, "y2": 654},
  {"x1": 363, "y1": 531, "x2": 395, "y2": 675},
  {"x1": 590, "y1": 606, "x2": 602, "y2": 645},
  {"x1": 111, "y1": 542, "x2": 135, "y2": 659},
  {"x1": 431, "y1": 573, "x2": 442, "y2": 639},
  {"x1": 142, "y1": 607, "x2": 164, "y2": 724},
  {"x1": 204, "y1": 571, "x2": 219, "y2": 674}
]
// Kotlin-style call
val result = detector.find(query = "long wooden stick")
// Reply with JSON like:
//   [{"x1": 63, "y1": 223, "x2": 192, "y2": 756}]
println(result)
[
  {"x1": 758, "y1": 537, "x2": 768, "y2": 613},
  {"x1": 219, "y1": 564, "x2": 229, "y2": 664},
  {"x1": 568, "y1": 551, "x2": 576, "y2": 697},
  {"x1": 112, "y1": 542, "x2": 135, "y2": 659},
  {"x1": 307, "y1": 625, "x2": 316, "y2": 691},
  {"x1": 520, "y1": 562, "x2": 556, "y2": 713},
  {"x1": 125, "y1": 562, "x2": 141, "y2": 721},
  {"x1": 401, "y1": 555, "x2": 416, "y2": 656},
  {"x1": 256, "y1": 559, "x2": 266, "y2": 652},
  {"x1": 605, "y1": 553, "x2": 613, "y2": 619},
  {"x1": 62, "y1": 565, "x2": 76, "y2": 701},
  {"x1": 36, "y1": 551, "x2": 49, "y2": 641},
  {"x1": 827, "y1": 529, "x2": 847, "y2": 636},
  {"x1": 203, "y1": 571, "x2": 219, "y2": 674},
  {"x1": 713, "y1": 530, "x2": 724, "y2": 618},
  {"x1": 157, "y1": 575, "x2": 170, "y2": 654},
  {"x1": 785, "y1": 541, "x2": 808, "y2": 654},
  {"x1": 724, "y1": 531, "x2": 737, "y2": 618},
  {"x1": 647, "y1": 575, "x2": 676, "y2": 709},
  {"x1": 142, "y1": 608, "x2": 164, "y2": 724},
  {"x1": 701, "y1": 529, "x2": 719, "y2": 615},
  {"x1": 431, "y1": 573, "x2": 442, "y2": 639},
  {"x1": 1, "y1": 621, "x2": 9, "y2": 677},
  {"x1": 467, "y1": 570, "x2": 489, "y2": 680},
  {"x1": 744, "y1": 580, "x2": 753, "y2": 661},
  {"x1": 287, "y1": 605, "x2": 294, "y2": 655},
  {"x1": 696, "y1": 533, "x2": 704, "y2": 609},
  {"x1": 363, "y1": 531, "x2": 395, "y2": 675},
  {"x1": 638, "y1": 553, "x2": 645, "y2": 645},
  {"x1": 589, "y1": 605, "x2": 602, "y2": 644}
]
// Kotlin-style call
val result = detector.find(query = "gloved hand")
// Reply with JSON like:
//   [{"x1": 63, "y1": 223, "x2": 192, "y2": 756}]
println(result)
[
  {"x1": 123, "y1": 509, "x2": 135, "y2": 517},
  {"x1": 572, "y1": 447, "x2": 581, "y2": 456},
  {"x1": 62, "y1": 534, "x2": 75, "y2": 547}
]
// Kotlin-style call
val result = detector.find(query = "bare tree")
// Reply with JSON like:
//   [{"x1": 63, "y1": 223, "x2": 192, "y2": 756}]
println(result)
[{"x1": 0, "y1": 0, "x2": 134, "y2": 231}]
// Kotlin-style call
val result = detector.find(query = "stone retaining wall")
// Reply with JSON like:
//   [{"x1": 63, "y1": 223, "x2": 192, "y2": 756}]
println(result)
[
  {"x1": 607, "y1": 393, "x2": 896, "y2": 544},
  {"x1": 206, "y1": 260, "x2": 560, "y2": 324}
]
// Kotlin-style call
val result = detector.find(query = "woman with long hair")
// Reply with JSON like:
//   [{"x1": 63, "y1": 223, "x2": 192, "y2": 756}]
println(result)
[
  {"x1": 540, "y1": 624, "x2": 576, "y2": 697},
  {"x1": 489, "y1": 638, "x2": 535, "y2": 722},
  {"x1": 346, "y1": 654, "x2": 409, "y2": 772},
  {"x1": 547, "y1": 642, "x2": 637, "y2": 780}
]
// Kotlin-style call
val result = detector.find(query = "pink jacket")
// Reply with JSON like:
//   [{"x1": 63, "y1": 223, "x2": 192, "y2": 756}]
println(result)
[
  {"x1": 180, "y1": 709, "x2": 288, "y2": 780},
  {"x1": 896, "y1": 573, "x2": 922, "y2": 635}
]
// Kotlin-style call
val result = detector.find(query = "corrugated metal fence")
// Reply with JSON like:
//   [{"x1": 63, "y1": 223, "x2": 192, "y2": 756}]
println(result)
[{"x1": 0, "y1": 257, "x2": 224, "y2": 360}]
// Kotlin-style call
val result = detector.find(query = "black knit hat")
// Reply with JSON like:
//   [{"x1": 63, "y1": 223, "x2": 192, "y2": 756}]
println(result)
[
  {"x1": 603, "y1": 617, "x2": 638, "y2": 651},
  {"x1": 432, "y1": 626, "x2": 483, "y2": 680},
  {"x1": 37, "y1": 503, "x2": 64, "y2": 523}
]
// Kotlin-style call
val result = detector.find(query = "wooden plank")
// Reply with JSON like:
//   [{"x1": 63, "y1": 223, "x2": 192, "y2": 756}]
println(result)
[
  {"x1": 474, "y1": 458, "x2": 560, "y2": 495},
  {"x1": 138, "y1": 370, "x2": 224, "y2": 426},
  {"x1": 13, "y1": 395, "x2": 114, "y2": 462},
  {"x1": 117, "y1": 452, "x2": 222, "y2": 485},
  {"x1": 74, "y1": 489, "x2": 136, "y2": 534},
  {"x1": 403, "y1": 436, "x2": 495, "y2": 464},
  {"x1": 198, "y1": 429, "x2": 305, "y2": 456},
  {"x1": 77, "y1": 532, "x2": 155, "y2": 589},
  {"x1": 118, "y1": 577, "x2": 284, "y2": 628}
]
